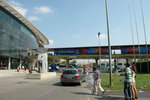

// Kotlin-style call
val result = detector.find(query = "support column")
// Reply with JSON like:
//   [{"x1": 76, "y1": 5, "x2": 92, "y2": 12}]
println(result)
[
  {"x1": 19, "y1": 59, "x2": 22, "y2": 69},
  {"x1": 53, "y1": 58, "x2": 56, "y2": 64},
  {"x1": 66, "y1": 59, "x2": 70, "y2": 68},
  {"x1": 126, "y1": 59, "x2": 128, "y2": 63},
  {"x1": 8, "y1": 57, "x2": 11, "y2": 70},
  {"x1": 95, "y1": 59, "x2": 98, "y2": 69}
]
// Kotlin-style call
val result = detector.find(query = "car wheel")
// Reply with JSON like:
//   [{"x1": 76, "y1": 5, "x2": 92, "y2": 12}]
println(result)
[
  {"x1": 78, "y1": 81, "x2": 82, "y2": 85},
  {"x1": 61, "y1": 82, "x2": 65, "y2": 86}
]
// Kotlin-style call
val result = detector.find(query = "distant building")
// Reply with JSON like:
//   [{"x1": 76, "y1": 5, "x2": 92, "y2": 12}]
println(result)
[{"x1": 0, "y1": 0, "x2": 49, "y2": 70}]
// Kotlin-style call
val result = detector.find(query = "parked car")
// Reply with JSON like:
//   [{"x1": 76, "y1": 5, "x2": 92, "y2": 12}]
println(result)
[
  {"x1": 69, "y1": 64, "x2": 80, "y2": 69},
  {"x1": 107, "y1": 64, "x2": 114, "y2": 70},
  {"x1": 58, "y1": 64, "x2": 66, "y2": 73},
  {"x1": 117, "y1": 62, "x2": 125, "y2": 72},
  {"x1": 60, "y1": 69, "x2": 86, "y2": 85},
  {"x1": 48, "y1": 63, "x2": 60, "y2": 72},
  {"x1": 100, "y1": 62, "x2": 107, "y2": 70}
]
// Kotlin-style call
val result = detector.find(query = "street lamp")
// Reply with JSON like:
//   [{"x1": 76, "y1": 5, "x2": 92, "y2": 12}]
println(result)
[
  {"x1": 98, "y1": 32, "x2": 101, "y2": 70},
  {"x1": 140, "y1": 0, "x2": 149, "y2": 72}
]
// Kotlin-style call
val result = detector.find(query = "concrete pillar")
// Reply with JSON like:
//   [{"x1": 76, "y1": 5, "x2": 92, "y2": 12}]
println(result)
[
  {"x1": 126, "y1": 59, "x2": 128, "y2": 63},
  {"x1": 95, "y1": 59, "x2": 98, "y2": 68},
  {"x1": 53, "y1": 58, "x2": 56, "y2": 63},
  {"x1": 8, "y1": 57, "x2": 11, "y2": 70},
  {"x1": 66, "y1": 59, "x2": 70, "y2": 68},
  {"x1": 19, "y1": 59, "x2": 22, "y2": 69}
]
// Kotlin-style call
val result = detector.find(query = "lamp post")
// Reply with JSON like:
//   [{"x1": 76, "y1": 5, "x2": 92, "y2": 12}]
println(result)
[
  {"x1": 140, "y1": 0, "x2": 149, "y2": 73},
  {"x1": 98, "y1": 32, "x2": 101, "y2": 70},
  {"x1": 105, "y1": 0, "x2": 112, "y2": 86}
]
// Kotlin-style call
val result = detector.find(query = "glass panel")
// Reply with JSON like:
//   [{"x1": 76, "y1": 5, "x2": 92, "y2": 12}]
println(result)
[{"x1": 0, "y1": 7, "x2": 38, "y2": 58}]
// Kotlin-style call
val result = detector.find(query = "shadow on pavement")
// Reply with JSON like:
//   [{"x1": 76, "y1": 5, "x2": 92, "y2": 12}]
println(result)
[
  {"x1": 15, "y1": 81, "x2": 29, "y2": 84},
  {"x1": 53, "y1": 82, "x2": 80, "y2": 87},
  {"x1": 53, "y1": 82, "x2": 61, "y2": 86},
  {"x1": 71, "y1": 92, "x2": 89, "y2": 95},
  {"x1": 96, "y1": 96, "x2": 124, "y2": 100}
]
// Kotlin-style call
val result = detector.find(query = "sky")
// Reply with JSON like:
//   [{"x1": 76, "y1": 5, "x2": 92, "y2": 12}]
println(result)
[{"x1": 5, "y1": 0, "x2": 150, "y2": 49}]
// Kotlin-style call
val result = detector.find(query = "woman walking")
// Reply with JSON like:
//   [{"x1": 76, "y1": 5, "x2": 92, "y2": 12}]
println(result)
[{"x1": 131, "y1": 64, "x2": 138, "y2": 100}]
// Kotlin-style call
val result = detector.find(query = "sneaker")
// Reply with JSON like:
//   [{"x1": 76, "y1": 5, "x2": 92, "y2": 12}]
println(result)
[
  {"x1": 90, "y1": 92, "x2": 96, "y2": 95},
  {"x1": 90, "y1": 93, "x2": 97, "y2": 96}
]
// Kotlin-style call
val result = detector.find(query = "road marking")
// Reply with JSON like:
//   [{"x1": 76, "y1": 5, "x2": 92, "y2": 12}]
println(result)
[
  {"x1": 33, "y1": 89, "x2": 55, "y2": 100},
  {"x1": 138, "y1": 91, "x2": 143, "y2": 93}
]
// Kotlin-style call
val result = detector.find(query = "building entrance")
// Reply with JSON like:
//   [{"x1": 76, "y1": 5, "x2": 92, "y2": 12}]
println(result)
[{"x1": 0, "y1": 57, "x2": 8, "y2": 70}]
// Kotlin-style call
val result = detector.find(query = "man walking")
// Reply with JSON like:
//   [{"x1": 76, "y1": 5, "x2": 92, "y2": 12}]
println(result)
[
  {"x1": 120, "y1": 63, "x2": 132, "y2": 100},
  {"x1": 92, "y1": 67, "x2": 105, "y2": 96}
]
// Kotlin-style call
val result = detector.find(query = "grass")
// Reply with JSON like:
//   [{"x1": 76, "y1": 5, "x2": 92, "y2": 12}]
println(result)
[{"x1": 101, "y1": 73, "x2": 150, "y2": 90}]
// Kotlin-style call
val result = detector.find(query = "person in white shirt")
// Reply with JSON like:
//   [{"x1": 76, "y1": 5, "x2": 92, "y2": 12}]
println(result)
[{"x1": 131, "y1": 64, "x2": 138, "y2": 100}]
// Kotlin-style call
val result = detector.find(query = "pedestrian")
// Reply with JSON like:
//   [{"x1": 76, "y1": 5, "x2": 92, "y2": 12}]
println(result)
[
  {"x1": 83, "y1": 67, "x2": 87, "y2": 72},
  {"x1": 92, "y1": 67, "x2": 105, "y2": 96},
  {"x1": 24, "y1": 65, "x2": 27, "y2": 71},
  {"x1": 29, "y1": 67, "x2": 32, "y2": 74},
  {"x1": 131, "y1": 64, "x2": 138, "y2": 100},
  {"x1": 120, "y1": 63, "x2": 132, "y2": 100},
  {"x1": 17, "y1": 66, "x2": 19, "y2": 72}
]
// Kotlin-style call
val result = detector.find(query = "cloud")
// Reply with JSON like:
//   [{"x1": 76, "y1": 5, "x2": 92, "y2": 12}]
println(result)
[
  {"x1": 28, "y1": 16, "x2": 39, "y2": 21},
  {"x1": 8, "y1": 0, "x2": 28, "y2": 16},
  {"x1": 34, "y1": 6, "x2": 53, "y2": 14},
  {"x1": 9, "y1": 0, "x2": 22, "y2": 6},
  {"x1": 12, "y1": 6, "x2": 27, "y2": 16},
  {"x1": 49, "y1": 40, "x2": 54, "y2": 45},
  {"x1": 96, "y1": 33, "x2": 107, "y2": 39}
]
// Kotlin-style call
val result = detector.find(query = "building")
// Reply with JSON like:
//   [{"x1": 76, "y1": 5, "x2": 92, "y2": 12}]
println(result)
[{"x1": 0, "y1": 0, "x2": 49, "y2": 70}]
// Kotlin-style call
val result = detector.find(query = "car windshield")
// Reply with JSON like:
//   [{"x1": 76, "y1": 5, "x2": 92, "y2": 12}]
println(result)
[
  {"x1": 63, "y1": 70, "x2": 77, "y2": 74},
  {"x1": 101, "y1": 63, "x2": 105, "y2": 65}
]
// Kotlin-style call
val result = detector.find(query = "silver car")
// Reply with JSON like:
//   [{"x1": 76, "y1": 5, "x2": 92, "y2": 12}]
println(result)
[{"x1": 60, "y1": 69, "x2": 86, "y2": 85}]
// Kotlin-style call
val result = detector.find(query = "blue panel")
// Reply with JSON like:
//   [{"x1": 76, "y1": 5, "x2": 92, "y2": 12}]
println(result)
[
  {"x1": 54, "y1": 49, "x2": 80, "y2": 55},
  {"x1": 140, "y1": 47, "x2": 146, "y2": 54},
  {"x1": 121, "y1": 48, "x2": 126, "y2": 54},
  {"x1": 87, "y1": 48, "x2": 97, "y2": 54}
]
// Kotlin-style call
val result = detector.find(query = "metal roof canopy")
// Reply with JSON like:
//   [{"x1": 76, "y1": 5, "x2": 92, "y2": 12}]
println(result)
[{"x1": 0, "y1": 0, "x2": 49, "y2": 45}]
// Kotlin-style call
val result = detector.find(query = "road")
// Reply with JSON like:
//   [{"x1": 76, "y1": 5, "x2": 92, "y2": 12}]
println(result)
[
  {"x1": 0, "y1": 73, "x2": 149, "y2": 100},
  {"x1": 0, "y1": 73, "x2": 96, "y2": 100}
]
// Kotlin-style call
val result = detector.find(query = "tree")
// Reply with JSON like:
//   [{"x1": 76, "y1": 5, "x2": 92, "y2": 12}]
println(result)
[{"x1": 70, "y1": 60, "x2": 77, "y2": 64}]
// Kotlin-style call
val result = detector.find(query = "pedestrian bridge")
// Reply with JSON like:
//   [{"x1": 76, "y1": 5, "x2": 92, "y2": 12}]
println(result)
[{"x1": 47, "y1": 44, "x2": 150, "y2": 59}]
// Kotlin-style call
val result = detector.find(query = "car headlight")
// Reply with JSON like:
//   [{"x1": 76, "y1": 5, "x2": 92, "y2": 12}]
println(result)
[{"x1": 56, "y1": 66, "x2": 59, "y2": 69}]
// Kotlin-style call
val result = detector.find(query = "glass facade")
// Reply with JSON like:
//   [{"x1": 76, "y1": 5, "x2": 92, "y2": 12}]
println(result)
[{"x1": 0, "y1": 6, "x2": 38, "y2": 58}]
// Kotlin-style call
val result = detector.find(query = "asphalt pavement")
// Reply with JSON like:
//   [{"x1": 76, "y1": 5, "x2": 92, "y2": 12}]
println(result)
[{"x1": 0, "y1": 72, "x2": 149, "y2": 100}]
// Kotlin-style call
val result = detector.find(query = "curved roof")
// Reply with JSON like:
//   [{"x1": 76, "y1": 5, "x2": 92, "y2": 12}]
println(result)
[{"x1": 0, "y1": 0, "x2": 49, "y2": 45}]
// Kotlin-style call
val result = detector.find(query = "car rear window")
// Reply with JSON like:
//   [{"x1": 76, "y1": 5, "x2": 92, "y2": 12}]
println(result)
[
  {"x1": 118, "y1": 63, "x2": 122, "y2": 65},
  {"x1": 63, "y1": 70, "x2": 78, "y2": 74}
]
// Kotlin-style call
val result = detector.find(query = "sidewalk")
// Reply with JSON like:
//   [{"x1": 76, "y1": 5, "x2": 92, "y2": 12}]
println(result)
[
  {"x1": 92, "y1": 89, "x2": 150, "y2": 100},
  {"x1": 0, "y1": 70, "x2": 26, "y2": 77}
]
